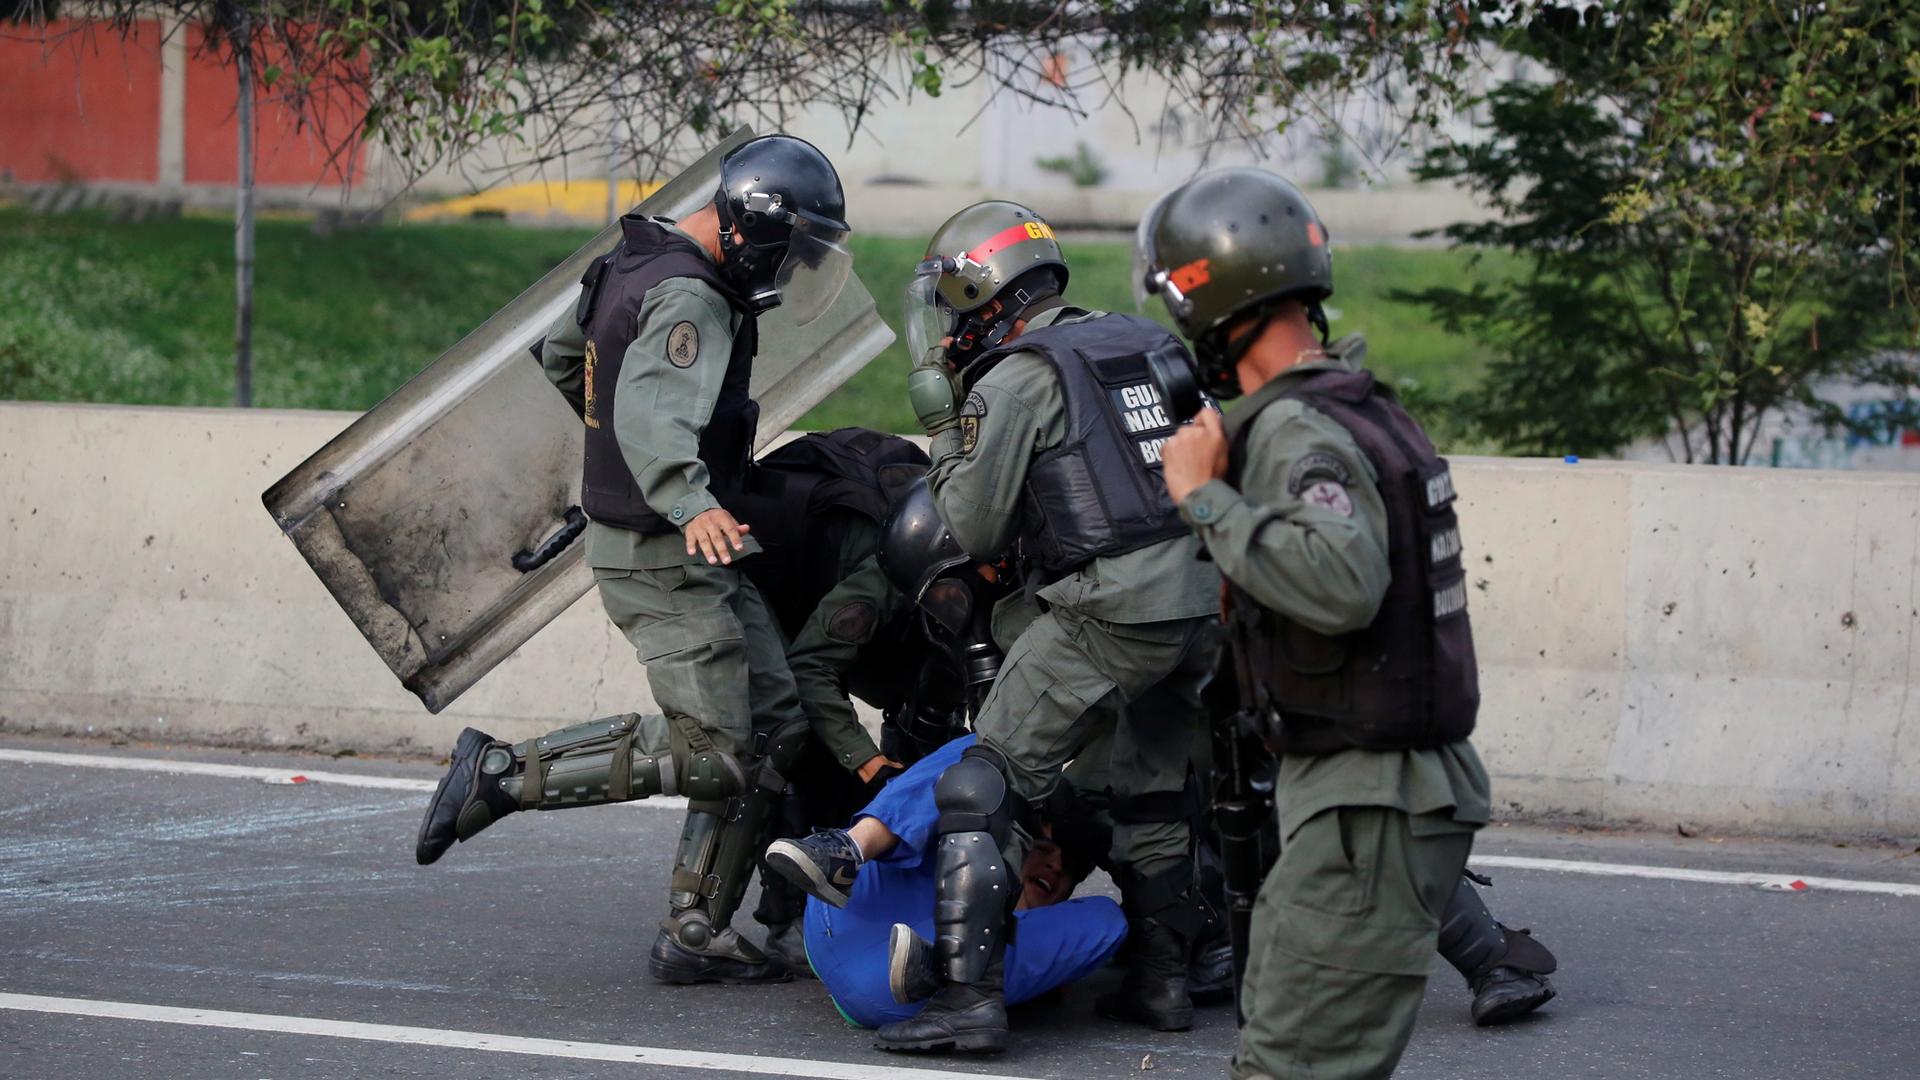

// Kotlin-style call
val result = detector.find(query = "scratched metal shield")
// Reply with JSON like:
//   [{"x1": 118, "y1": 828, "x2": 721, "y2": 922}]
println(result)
[{"x1": 262, "y1": 129, "x2": 896, "y2": 713}]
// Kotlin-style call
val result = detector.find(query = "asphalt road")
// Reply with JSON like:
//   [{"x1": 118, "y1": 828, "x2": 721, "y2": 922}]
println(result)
[{"x1": 1, "y1": 735, "x2": 1916, "y2": 1079}]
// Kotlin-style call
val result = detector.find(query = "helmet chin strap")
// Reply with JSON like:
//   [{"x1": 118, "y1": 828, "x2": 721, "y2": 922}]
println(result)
[
  {"x1": 1306, "y1": 300, "x2": 1331, "y2": 346},
  {"x1": 1196, "y1": 296, "x2": 1332, "y2": 400},
  {"x1": 946, "y1": 287, "x2": 1062, "y2": 375},
  {"x1": 712, "y1": 190, "x2": 785, "y2": 313}
]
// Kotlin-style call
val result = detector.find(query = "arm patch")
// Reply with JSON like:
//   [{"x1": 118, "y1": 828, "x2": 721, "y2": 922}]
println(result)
[
  {"x1": 826, "y1": 601, "x2": 880, "y2": 644},
  {"x1": 665, "y1": 321, "x2": 699, "y2": 367},
  {"x1": 1286, "y1": 451, "x2": 1353, "y2": 496},
  {"x1": 957, "y1": 391, "x2": 987, "y2": 455}
]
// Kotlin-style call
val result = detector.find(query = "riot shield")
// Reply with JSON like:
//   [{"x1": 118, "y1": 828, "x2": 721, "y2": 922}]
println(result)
[{"x1": 262, "y1": 129, "x2": 896, "y2": 713}]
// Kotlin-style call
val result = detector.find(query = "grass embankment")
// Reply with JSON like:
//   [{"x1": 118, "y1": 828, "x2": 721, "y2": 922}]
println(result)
[{"x1": 0, "y1": 209, "x2": 1511, "y2": 434}]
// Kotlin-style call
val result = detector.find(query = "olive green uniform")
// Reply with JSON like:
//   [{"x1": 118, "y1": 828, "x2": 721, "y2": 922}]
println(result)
[
  {"x1": 1178, "y1": 343, "x2": 1491, "y2": 1079},
  {"x1": 926, "y1": 306, "x2": 1221, "y2": 878},
  {"x1": 779, "y1": 519, "x2": 898, "y2": 772},
  {"x1": 536, "y1": 222, "x2": 806, "y2": 766}
]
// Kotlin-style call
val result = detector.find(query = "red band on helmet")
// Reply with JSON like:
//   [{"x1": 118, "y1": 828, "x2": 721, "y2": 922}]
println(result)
[{"x1": 961, "y1": 221, "x2": 1056, "y2": 264}]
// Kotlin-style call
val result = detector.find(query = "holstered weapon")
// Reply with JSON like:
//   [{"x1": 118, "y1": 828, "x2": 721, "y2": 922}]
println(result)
[
  {"x1": 1210, "y1": 592, "x2": 1282, "y2": 1026},
  {"x1": 1211, "y1": 708, "x2": 1277, "y2": 1026}
]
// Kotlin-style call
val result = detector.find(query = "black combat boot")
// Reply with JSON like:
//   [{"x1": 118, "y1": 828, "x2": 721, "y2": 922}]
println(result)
[
  {"x1": 415, "y1": 728, "x2": 521, "y2": 865},
  {"x1": 1471, "y1": 964, "x2": 1557, "y2": 1025},
  {"x1": 762, "y1": 918, "x2": 815, "y2": 979},
  {"x1": 874, "y1": 938, "x2": 1008, "y2": 1054},
  {"x1": 1439, "y1": 874, "x2": 1559, "y2": 1026},
  {"x1": 1095, "y1": 916, "x2": 1195, "y2": 1032},
  {"x1": 1098, "y1": 864, "x2": 1213, "y2": 1031},
  {"x1": 647, "y1": 926, "x2": 793, "y2": 986}
]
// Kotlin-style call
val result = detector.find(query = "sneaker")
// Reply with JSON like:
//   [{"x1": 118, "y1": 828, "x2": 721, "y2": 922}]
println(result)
[
  {"x1": 887, "y1": 923, "x2": 940, "y2": 1004},
  {"x1": 764, "y1": 829, "x2": 863, "y2": 907},
  {"x1": 1187, "y1": 935, "x2": 1236, "y2": 1006}
]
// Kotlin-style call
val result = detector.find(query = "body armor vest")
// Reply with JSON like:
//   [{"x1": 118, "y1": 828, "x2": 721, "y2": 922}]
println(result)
[
  {"x1": 969, "y1": 312, "x2": 1193, "y2": 583},
  {"x1": 725, "y1": 428, "x2": 931, "y2": 716},
  {"x1": 723, "y1": 427, "x2": 929, "y2": 636},
  {"x1": 578, "y1": 215, "x2": 759, "y2": 535},
  {"x1": 1225, "y1": 368, "x2": 1479, "y2": 754}
]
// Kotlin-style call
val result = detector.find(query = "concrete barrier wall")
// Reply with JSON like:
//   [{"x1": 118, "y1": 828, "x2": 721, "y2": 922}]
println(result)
[{"x1": 3, "y1": 403, "x2": 1915, "y2": 838}]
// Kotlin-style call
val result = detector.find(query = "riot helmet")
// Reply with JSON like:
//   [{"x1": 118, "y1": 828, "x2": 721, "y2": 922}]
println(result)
[
  {"x1": 905, "y1": 201, "x2": 1069, "y2": 376},
  {"x1": 713, "y1": 134, "x2": 852, "y2": 325},
  {"x1": 1133, "y1": 167, "x2": 1333, "y2": 399},
  {"x1": 878, "y1": 476, "x2": 1008, "y2": 699},
  {"x1": 878, "y1": 476, "x2": 969, "y2": 605}
]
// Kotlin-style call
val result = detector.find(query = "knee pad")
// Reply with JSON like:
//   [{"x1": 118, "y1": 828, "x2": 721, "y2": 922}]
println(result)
[
  {"x1": 753, "y1": 717, "x2": 811, "y2": 780},
  {"x1": 674, "y1": 750, "x2": 747, "y2": 803},
  {"x1": 934, "y1": 745, "x2": 1015, "y2": 844}
]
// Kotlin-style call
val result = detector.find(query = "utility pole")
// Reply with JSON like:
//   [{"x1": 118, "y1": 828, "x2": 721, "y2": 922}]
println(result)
[
  {"x1": 233, "y1": 9, "x2": 256, "y2": 407},
  {"x1": 604, "y1": 134, "x2": 619, "y2": 225}
]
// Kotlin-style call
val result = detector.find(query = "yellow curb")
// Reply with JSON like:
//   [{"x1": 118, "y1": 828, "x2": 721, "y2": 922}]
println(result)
[{"x1": 406, "y1": 179, "x2": 664, "y2": 223}]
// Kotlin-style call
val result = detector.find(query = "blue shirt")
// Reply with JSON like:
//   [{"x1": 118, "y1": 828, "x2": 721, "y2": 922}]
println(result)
[{"x1": 802, "y1": 736, "x2": 1128, "y2": 1028}]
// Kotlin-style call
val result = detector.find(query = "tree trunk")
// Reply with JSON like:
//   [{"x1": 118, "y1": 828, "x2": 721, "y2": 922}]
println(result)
[{"x1": 233, "y1": 21, "x2": 256, "y2": 408}]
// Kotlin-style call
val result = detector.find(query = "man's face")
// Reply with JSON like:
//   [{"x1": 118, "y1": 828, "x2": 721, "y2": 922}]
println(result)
[{"x1": 1016, "y1": 839, "x2": 1074, "y2": 910}]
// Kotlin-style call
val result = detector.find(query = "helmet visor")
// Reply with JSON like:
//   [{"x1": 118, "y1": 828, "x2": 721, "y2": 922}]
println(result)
[
  {"x1": 773, "y1": 211, "x2": 852, "y2": 327},
  {"x1": 904, "y1": 258, "x2": 954, "y2": 365},
  {"x1": 1131, "y1": 190, "x2": 1170, "y2": 311},
  {"x1": 1131, "y1": 189, "x2": 1194, "y2": 325}
]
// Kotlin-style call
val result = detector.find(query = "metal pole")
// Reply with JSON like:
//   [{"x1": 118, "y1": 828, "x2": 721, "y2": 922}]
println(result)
[
  {"x1": 605, "y1": 137, "x2": 619, "y2": 225},
  {"x1": 234, "y1": 15, "x2": 256, "y2": 408}
]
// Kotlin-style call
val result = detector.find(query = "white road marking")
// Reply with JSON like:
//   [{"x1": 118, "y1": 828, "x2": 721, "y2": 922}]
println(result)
[
  {"x1": 0, "y1": 748, "x2": 435, "y2": 791},
  {"x1": 1470, "y1": 855, "x2": 1920, "y2": 898},
  {"x1": 0, "y1": 992, "x2": 1037, "y2": 1080},
  {"x1": 6, "y1": 747, "x2": 1916, "y2": 898},
  {"x1": 0, "y1": 747, "x2": 686, "y2": 810}
]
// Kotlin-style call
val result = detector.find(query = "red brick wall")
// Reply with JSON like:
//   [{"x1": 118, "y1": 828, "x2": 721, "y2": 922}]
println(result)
[
  {"x1": 181, "y1": 25, "x2": 364, "y2": 186},
  {"x1": 0, "y1": 21, "x2": 163, "y2": 183},
  {"x1": 0, "y1": 19, "x2": 364, "y2": 188}
]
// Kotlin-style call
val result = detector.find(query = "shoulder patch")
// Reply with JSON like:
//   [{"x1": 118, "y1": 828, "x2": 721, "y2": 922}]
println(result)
[
  {"x1": 957, "y1": 390, "x2": 987, "y2": 455},
  {"x1": 1286, "y1": 450, "x2": 1353, "y2": 496},
  {"x1": 826, "y1": 600, "x2": 880, "y2": 644},
  {"x1": 1301, "y1": 480, "x2": 1354, "y2": 517},
  {"x1": 666, "y1": 321, "x2": 699, "y2": 368}
]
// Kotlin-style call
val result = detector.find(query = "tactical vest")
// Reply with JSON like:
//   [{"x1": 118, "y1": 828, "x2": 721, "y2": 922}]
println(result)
[
  {"x1": 968, "y1": 312, "x2": 1193, "y2": 583},
  {"x1": 578, "y1": 215, "x2": 759, "y2": 535},
  {"x1": 1224, "y1": 368, "x2": 1479, "y2": 754},
  {"x1": 723, "y1": 427, "x2": 930, "y2": 637}
]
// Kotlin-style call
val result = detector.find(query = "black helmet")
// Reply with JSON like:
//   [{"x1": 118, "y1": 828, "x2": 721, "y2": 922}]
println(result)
[
  {"x1": 1133, "y1": 167, "x2": 1333, "y2": 399},
  {"x1": 878, "y1": 477, "x2": 969, "y2": 604},
  {"x1": 714, "y1": 134, "x2": 853, "y2": 325},
  {"x1": 879, "y1": 476, "x2": 1009, "y2": 695}
]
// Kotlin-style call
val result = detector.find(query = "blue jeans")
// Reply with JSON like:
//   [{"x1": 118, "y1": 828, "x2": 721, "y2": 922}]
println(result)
[{"x1": 802, "y1": 735, "x2": 1128, "y2": 1028}]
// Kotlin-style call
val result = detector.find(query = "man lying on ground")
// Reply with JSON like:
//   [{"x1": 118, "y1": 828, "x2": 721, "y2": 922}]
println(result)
[{"x1": 767, "y1": 735, "x2": 1232, "y2": 1033}]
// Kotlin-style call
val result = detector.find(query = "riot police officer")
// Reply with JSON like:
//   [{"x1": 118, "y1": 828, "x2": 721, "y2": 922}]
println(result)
[
  {"x1": 874, "y1": 201, "x2": 1224, "y2": 1053},
  {"x1": 718, "y1": 426, "x2": 939, "y2": 971},
  {"x1": 1141, "y1": 167, "x2": 1526, "y2": 1075},
  {"x1": 413, "y1": 134, "x2": 854, "y2": 986}
]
